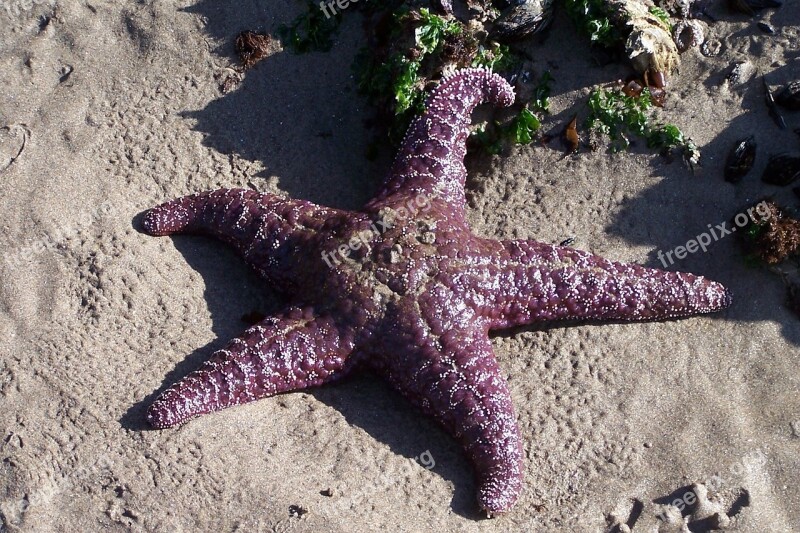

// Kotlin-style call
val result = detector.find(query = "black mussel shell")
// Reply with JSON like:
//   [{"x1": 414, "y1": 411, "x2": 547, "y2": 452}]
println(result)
[
  {"x1": 491, "y1": 0, "x2": 553, "y2": 41},
  {"x1": 776, "y1": 81, "x2": 800, "y2": 111},
  {"x1": 725, "y1": 136, "x2": 757, "y2": 183},
  {"x1": 757, "y1": 22, "x2": 776, "y2": 34},
  {"x1": 762, "y1": 152, "x2": 800, "y2": 186}
]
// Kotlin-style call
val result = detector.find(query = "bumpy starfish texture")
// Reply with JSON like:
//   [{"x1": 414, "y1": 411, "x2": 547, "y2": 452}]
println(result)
[{"x1": 142, "y1": 68, "x2": 731, "y2": 515}]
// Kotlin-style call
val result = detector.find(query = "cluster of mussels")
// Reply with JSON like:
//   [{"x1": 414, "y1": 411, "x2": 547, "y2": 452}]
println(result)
[{"x1": 725, "y1": 82, "x2": 800, "y2": 185}]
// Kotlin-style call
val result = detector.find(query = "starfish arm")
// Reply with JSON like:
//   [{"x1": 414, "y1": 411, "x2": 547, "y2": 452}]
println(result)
[
  {"x1": 146, "y1": 309, "x2": 356, "y2": 429},
  {"x1": 470, "y1": 239, "x2": 732, "y2": 329},
  {"x1": 365, "y1": 68, "x2": 515, "y2": 227},
  {"x1": 372, "y1": 308, "x2": 523, "y2": 514},
  {"x1": 142, "y1": 188, "x2": 340, "y2": 254}
]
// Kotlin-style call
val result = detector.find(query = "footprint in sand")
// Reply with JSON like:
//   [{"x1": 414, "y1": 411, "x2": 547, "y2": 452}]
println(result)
[{"x1": 654, "y1": 482, "x2": 750, "y2": 532}]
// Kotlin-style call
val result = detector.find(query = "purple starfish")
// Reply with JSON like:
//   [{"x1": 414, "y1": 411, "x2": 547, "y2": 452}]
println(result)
[{"x1": 141, "y1": 68, "x2": 731, "y2": 515}]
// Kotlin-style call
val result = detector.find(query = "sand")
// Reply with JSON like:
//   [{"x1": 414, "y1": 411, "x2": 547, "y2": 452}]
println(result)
[{"x1": 0, "y1": 0, "x2": 798, "y2": 531}]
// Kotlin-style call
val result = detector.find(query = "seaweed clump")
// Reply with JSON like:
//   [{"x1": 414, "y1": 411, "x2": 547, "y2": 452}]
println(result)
[
  {"x1": 739, "y1": 200, "x2": 800, "y2": 319},
  {"x1": 354, "y1": 5, "x2": 474, "y2": 142},
  {"x1": 739, "y1": 201, "x2": 800, "y2": 265},
  {"x1": 236, "y1": 31, "x2": 274, "y2": 70},
  {"x1": 278, "y1": 0, "x2": 342, "y2": 53},
  {"x1": 586, "y1": 85, "x2": 698, "y2": 164},
  {"x1": 353, "y1": 3, "x2": 551, "y2": 152}
]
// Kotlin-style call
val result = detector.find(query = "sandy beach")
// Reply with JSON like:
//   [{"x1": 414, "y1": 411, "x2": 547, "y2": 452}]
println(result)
[{"x1": 1, "y1": 0, "x2": 799, "y2": 531}]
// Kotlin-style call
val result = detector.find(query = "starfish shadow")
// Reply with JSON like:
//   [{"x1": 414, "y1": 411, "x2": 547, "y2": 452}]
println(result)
[
  {"x1": 309, "y1": 376, "x2": 483, "y2": 518},
  {"x1": 177, "y1": 0, "x2": 383, "y2": 210},
  {"x1": 121, "y1": 231, "x2": 283, "y2": 432}
]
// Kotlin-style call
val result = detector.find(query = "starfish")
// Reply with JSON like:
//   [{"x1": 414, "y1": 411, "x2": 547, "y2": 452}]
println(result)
[{"x1": 141, "y1": 68, "x2": 731, "y2": 515}]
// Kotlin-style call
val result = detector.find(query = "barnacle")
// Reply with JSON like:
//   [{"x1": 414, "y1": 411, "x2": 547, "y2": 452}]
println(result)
[
  {"x1": 672, "y1": 19, "x2": 705, "y2": 53},
  {"x1": 567, "y1": 0, "x2": 680, "y2": 84},
  {"x1": 611, "y1": 0, "x2": 680, "y2": 82}
]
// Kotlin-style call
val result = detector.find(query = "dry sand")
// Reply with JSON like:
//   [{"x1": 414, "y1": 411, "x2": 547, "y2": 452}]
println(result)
[{"x1": 1, "y1": 0, "x2": 799, "y2": 531}]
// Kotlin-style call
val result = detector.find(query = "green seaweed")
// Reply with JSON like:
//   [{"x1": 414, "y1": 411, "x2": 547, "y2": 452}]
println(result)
[
  {"x1": 353, "y1": 5, "x2": 531, "y2": 149},
  {"x1": 564, "y1": 0, "x2": 622, "y2": 47},
  {"x1": 510, "y1": 108, "x2": 542, "y2": 145},
  {"x1": 393, "y1": 57, "x2": 424, "y2": 115},
  {"x1": 355, "y1": 8, "x2": 458, "y2": 117},
  {"x1": 415, "y1": 7, "x2": 461, "y2": 55},
  {"x1": 278, "y1": 0, "x2": 341, "y2": 54},
  {"x1": 648, "y1": 6, "x2": 671, "y2": 29},
  {"x1": 743, "y1": 220, "x2": 767, "y2": 241},
  {"x1": 471, "y1": 42, "x2": 520, "y2": 72},
  {"x1": 529, "y1": 71, "x2": 554, "y2": 113},
  {"x1": 647, "y1": 123, "x2": 683, "y2": 149},
  {"x1": 469, "y1": 104, "x2": 544, "y2": 154},
  {"x1": 353, "y1": 7, "x2": 466, "y2": 142},
  {"x1": 586, "y1": 87, "x2": 697, "y2": 161},
  {"x1": 587, "y1": 88, "x2": 651, "y2": 150},
  {"x1": 353, "y1": 49, "x2": 424, "y2": 141},
  {"x1": 471, "y1": 124, "x2": 504, "y2": 155},
  {"x1": 469, "y1": 71, "x2": 554, "y2": 153}
]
